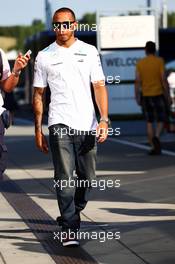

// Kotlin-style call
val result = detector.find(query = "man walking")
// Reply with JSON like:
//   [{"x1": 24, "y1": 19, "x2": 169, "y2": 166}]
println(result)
[
  {"x1": 135, "y1": 41, "x2": 170, "y2": 155},
  {"x1": 33, "y1": 7, "x2": 108, "y2": 246}
]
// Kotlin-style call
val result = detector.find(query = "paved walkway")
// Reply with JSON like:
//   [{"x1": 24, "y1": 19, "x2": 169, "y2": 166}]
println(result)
[{"x1": 0, "y1": 118, "x2": 175, "y2": 264}]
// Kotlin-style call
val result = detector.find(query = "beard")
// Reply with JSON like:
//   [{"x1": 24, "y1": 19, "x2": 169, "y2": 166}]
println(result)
[{"x1": 56, "y1": 30, "x2": 74, "y2": 43}]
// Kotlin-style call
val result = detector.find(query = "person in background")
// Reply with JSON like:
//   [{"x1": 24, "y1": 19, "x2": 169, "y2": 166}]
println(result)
[
  {"x1": 135, "y1": 41, "x2": 170, "y2": 155},
  {"x1": 0, "y1": 48, "x2": 30, "y2": 178}
]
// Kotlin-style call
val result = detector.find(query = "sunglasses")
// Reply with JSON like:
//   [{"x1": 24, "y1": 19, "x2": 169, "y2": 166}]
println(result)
[{"x1": 52, "y1": 21, "x2": 75, "y2": 30}]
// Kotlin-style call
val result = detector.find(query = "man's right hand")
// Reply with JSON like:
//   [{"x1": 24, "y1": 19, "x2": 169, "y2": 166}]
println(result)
[
  {"x1": 35, "y1": 130, "x2": 49, "y2": 154},
  {"x1": 13, "y1": 52, "x2": 30, "y2": 73}
]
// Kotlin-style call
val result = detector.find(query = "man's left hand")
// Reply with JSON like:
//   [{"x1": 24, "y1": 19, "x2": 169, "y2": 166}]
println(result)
[{"x1": 96, "y1": 121, "x2": 108, "y2": 143}]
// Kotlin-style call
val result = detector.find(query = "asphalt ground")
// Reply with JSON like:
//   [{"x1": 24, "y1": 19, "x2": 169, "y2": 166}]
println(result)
[{"x1": 0, "y1": 116, "x2": 175, "y2": 264}]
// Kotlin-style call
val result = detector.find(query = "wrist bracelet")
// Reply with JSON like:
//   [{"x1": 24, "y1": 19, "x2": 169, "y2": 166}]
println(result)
[
  {"x1": 100, "y1": 117, "x2": 109, "y2": 124},
  {"x1": 12, "y1": 69, "x2": 21, "y2": 77}
]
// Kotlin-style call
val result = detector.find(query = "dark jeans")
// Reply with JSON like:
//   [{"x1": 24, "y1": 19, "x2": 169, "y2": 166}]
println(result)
[
  {"x1": 0, "y1": 116, "x2": 7, "y2": 179},
  {"x1": 49, "y1": 124, "x2": 97, "y2": 231}
]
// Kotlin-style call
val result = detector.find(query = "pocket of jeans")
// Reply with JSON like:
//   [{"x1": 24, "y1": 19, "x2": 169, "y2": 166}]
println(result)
[
  {"x1": 79, "y1": 135, "x2": 97, "y2": 155},
  {"x1": 49, "y1": 124, "x2": 70, "y2": 141}
]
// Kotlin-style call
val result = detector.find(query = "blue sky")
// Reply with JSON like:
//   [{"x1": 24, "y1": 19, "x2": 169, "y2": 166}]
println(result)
[{"x1": 0, "y1": 0, "x2": 175, "y2": 26}]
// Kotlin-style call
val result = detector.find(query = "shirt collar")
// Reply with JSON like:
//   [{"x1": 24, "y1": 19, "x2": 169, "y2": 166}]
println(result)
[{"x1": 54, "y1": 38, "x2": 79, "y2": 50}]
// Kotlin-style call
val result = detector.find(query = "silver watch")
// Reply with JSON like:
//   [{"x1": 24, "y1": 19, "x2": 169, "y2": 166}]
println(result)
[{"x1": 100, "y1": 117, "x2": 109, "y2": 124}]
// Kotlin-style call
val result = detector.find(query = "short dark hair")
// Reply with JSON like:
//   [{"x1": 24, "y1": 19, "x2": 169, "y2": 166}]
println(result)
[
  {"x1": 145, "y1": 41, "x2": 156, "y2": 54},
  {"x1": 53, "y1": 7, "x2": 76, "y2": 21}
]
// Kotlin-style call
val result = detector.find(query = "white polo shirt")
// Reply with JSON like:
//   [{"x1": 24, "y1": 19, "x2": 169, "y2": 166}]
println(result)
[
  {"x1": 0, "y1": 49, "x2": 11, "y2": 115},
  {"x1": 33, "y1": 39, "x2": 105, "y2": 131}
]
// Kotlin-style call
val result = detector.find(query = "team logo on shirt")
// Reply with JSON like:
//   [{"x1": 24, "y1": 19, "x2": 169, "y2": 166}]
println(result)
[
  {"x1": 74, "y1": 53, "x2": 87, "y2": 56},
  {"x1": 52, "y1": 62, "x2": 63, "y2": 65}
]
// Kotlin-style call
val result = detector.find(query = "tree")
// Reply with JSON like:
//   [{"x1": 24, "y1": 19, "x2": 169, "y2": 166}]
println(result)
[
  {"x1": 168, "y1": 12, "x2": 175, "y2": 27},
  {"x1": 79, "y1": 13, "x2": 96, "y2": 26},
  {"x1": 0, "y1": 20, "x2": 45, "y2": 51}
]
